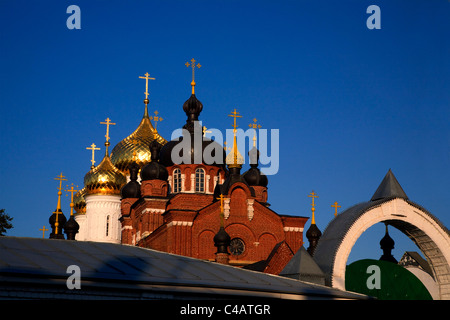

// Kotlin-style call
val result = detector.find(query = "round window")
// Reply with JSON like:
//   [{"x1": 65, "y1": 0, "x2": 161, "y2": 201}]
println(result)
[{"x1": 229, "y1": 238, "x2": 245, "y2": 256}]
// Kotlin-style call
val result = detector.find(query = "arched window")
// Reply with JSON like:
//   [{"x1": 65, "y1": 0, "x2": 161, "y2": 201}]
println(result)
[
  {"x1": 195, "y1": 168, "x2": 205, "y2": 192},
  {"x1": 173, "y1": 168, "x2": 181, "y2": 193},
  {"x1": 106, "y1": 215, "x2": 110, "y2": 237}
]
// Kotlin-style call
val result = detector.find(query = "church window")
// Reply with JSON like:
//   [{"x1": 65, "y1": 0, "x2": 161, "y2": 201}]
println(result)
[
  {"x1": 195, "y1": 168, "x2": 205, "y2": 192},
  {"x1": 106, "y1": 215, "x2": 110, "y2": 237},
  {"x1": 173, "y1": 168, "x2": 181, "y2": 193},
  {"x1": 230, "y1": 238, "x2": 245, "y2": 256}
]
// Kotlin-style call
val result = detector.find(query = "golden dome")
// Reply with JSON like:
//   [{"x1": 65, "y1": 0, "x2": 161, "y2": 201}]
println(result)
[
  {"x1": 73, "y1": 187, "x2": 86, "y2": 214},
  {"x1": 111, "y1": 113, "x2": 167, "y2": 174},
  {"x1": 84, "y1": 153, "x2": 126, "y2": 195}
]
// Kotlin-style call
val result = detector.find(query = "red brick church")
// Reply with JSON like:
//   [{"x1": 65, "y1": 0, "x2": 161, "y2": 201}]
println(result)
[{"x1": 119, "y1": 83, "x2": 309, "y2": 269}]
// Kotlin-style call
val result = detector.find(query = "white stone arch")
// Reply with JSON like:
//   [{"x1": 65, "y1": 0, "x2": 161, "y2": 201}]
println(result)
[{"x1": 314, "y1": 198, "x2": 450, "y2": 300}]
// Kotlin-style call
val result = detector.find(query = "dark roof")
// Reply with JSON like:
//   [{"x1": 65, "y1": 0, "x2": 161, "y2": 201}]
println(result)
[
  {"x1": 371, "y1": 169, "x2": 408, "y2": 201},
  {"x1": 279, "y1": 246, "x2": 326, "y2": 285},
  {"x1": 0, "y1": 237, "x2": 368, "y2": 300}
]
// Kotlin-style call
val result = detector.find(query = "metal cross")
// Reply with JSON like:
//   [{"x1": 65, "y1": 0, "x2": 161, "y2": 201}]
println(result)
[
  {"x1": 202, "y1": 126, "x2": 212, "y2": 137},
  {"x1": 39, "y1": 225, "x2": 49, "y2": 238},
  {"x1": 216, "y1": 194, "x2": 225, "y2": 227},
  {"x1": 53, "y1": 173, "x2": 67, "y2": 235},
  {"x1": 185, "y1": 58, "x2": 201, "y2": 94},
  {"x1": 228, "y1": 109, "x2": 242, "y2": 132},
  {"x1": 86, "y1": 143, "x2": 100, "y2": 168},
  {"x1": 139, "y1": 72, "x2": 155, "y2": 101},
  {"x1": 308, "y1": 191, "x2": 319, "y2": 224},
  {"x1": 331, "y1": 201, "x2": 341, "y2": 217},
  {"x1": 65, "y1": 183, "x2": 80, "y2": 217},
  {"x1": 100, "y1": 118, "x2": 116, "y2": 143}
]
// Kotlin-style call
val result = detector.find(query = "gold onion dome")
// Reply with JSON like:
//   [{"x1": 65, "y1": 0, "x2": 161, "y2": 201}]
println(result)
[
  {"x1": 110, "y1": 112, "x2": 167, "y2": 175},
  {"x1": 84, "y1": 154, "x2": 126, "y2": 195},
  {"x1": 73, "y1": 187, "x2": 86, "y2": 214}
]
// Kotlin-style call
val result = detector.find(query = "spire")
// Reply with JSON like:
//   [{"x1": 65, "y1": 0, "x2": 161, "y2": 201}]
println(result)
[
  {"x1": 371, "y1": 169, "x2": 408, "y2": 201},
  {"x1": 306, "y1": 191, "x2": 321, "y2": 256},
  {"x1": 226, "y1": 109, "x2": 244, "y2": 169},
  {"x1": 139, "y1": 72, "x2": 155, "y2": 117},
  {"x1": 49, "y1": 173, "x2": 67, "y2": 239},
  {"x1": 307, "y1": 190, "x2": 318, "y2": 225},
  {"x1": 185, "y1": 58, "x2": 201, "y2": 95},
  {"x1": 379, "y1": 223, "x2": 398, "y2": 263}
]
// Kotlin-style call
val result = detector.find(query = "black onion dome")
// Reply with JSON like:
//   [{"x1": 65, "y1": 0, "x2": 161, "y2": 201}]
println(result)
[
  {"x1": 49, "y1": 209, "x2": 67, "y2": 227},
  {"x1": 380, "y1": 226, "x2": 395, "y2": 250},
  {"x1": 243, "y1": 147, "x2": 268, "y2": 187},
  {"x1": 140, "y1": 140, "x2": 168, "y2": 181},
  {"x1": 306, "y1": 223, "x2": 322, "y2": 240},
  {"x1": 120, "y1": 161, "x2": 141, "y2": 199},
  {"x1": 159, "y1": 94, "x2": 226, "y2": 168},
  {"x1": 214, "y1": 226, "x2": 231, "y2": 254},
  {"x1": 64, "y1": 216, "x2": 79, "y2": 240},
  {"x1": 183, "y1": 94, "x2": 203, "y2": 132}
]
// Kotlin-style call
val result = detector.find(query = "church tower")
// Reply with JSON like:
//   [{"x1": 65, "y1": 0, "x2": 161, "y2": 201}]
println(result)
[{"x1": 77, "y1": 118, "x2": 126, "y2": 243}]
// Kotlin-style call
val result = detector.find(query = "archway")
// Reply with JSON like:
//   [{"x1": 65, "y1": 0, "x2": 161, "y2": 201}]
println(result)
[{"x1": 314, "y1": 197, "x2": 450, "y2": 299}]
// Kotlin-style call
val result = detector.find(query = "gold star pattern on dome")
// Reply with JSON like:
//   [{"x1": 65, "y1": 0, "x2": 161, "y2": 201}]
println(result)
[{"x1": 149, "y1": 110, "x2": 163, "y2": 130}]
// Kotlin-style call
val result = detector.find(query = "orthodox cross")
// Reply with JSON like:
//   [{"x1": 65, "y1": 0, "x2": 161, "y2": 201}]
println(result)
[
  {"x1": 331, "y1": 201, "x2": 341, "y2": 217},
  {"x1": 227, "y1": 109, "x2": 243, "y2": 166},
  {"x1": 86, "y1": 143, "x2": 100, "y2": 169},
  {"x1": 308, "y1": 190, "x2": 319, "y2": 225},
  {"x1": 65, "y1": 183, "x2": 79, "y2": 217},
  {"x1": 228, "y1": 109, "x2": 242, "y2": 132},
  {"x1": 100, "y1": 118, "x2": 115, "y2": 143},
  {"x1": 185, "y1": 58, "x2": 201, "y2": 94},
  {"x1": 39, "y1": 225, "x2": 49, "y2": 238},
  {"x1": 149, "y1": 110, "x2": 163, "y2": 130},
  {"x1": 216, "y1": 194, "x2": 225, "y2": 227},
  {"x1": 53, "y1": 172, "x2": 68, "y2": 235},
  {"x1": 202, "y1": 126, "x2": 212, "y2": 137},
  {"x1": 139, "y1": 72, "x2": 155, "y2": 101},
  {"x1": 100, "y1": 117, "x2": 116, "y2": 154}
]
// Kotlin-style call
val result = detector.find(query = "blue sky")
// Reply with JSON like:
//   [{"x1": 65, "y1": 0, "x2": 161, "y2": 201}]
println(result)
[{"x1": 0, "y1": 0, "x2": 448, "y2": 263}]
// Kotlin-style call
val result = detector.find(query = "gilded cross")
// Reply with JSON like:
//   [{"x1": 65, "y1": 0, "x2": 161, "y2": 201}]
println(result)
[
  {"x1": 228, "y1": 109, "x2": 242, "y2": 132},
  {"x1": 331, "y1": 201, "x2": 341, "y2": 217},
  {"x1": 39, "y1": 225, "x2": 49, "y2": 238},
  {"x1": 216, "y1": 194, "x2": 225, "y2": 227},
  {"x1": 308, "y1": 191, "x2": 319, "y2": 224},
  {"x1": 185, "y1": 58, "x2": 201, "y2": 94},
  {"x1": 65, "y1": 183, "x2": 79, "y2": 217},
  {"x1": 139, "y1": 72, "x2": 155, "y2": 101},
  {"x1": 202, "y1": 126, "x2": 212, "y2": 137},
  {"x1": 149, "y1": 110, "x2": 163, "y2": 130},
  {"x1": 86, "y1": 143, "x2": 100, "y2": 169},
  {"x1": 53, "y1": 172, "x2": 67, "y2": 235},
  {"x1": 100, "y1": 118, "x2": 116, "y2": 143}
]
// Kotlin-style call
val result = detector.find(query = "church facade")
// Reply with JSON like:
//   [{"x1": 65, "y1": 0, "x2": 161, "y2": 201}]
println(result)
[{"x1": 69, "y1": 67, "x2": 308, "y2": 267}]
